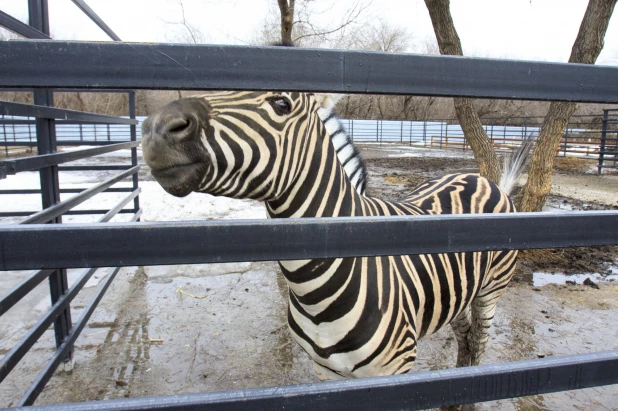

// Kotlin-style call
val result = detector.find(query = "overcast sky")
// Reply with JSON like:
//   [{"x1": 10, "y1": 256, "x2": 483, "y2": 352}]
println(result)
[{"x1": 1, "y1": 0, "x2": 617, "y2": 64}]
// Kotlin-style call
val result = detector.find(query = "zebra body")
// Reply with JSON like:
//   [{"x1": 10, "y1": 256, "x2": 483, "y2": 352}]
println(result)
[{"x1": 141, "y1": 91, "x2": 518, "y2": 380}]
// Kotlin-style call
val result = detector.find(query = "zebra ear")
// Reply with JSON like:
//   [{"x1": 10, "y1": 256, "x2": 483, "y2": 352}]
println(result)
[{"x1": 315, "y1": 93, "x2": 345, "y2": 111}]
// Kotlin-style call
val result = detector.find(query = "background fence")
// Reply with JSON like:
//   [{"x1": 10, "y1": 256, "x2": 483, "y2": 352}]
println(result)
[{"x1": 4, "y1": 110, "x2": 617, "y2": 173}]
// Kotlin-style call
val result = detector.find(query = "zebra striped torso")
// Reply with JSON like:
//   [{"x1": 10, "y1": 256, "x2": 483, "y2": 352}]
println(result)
[{"x1": 141, "y1": 91, "x2": 518, "y2": 380}]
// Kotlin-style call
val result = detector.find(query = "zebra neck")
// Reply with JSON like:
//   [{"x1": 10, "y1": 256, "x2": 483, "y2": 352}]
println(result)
[{"x1": 265, "y1": 124, "x2": 362, "y2": 219}]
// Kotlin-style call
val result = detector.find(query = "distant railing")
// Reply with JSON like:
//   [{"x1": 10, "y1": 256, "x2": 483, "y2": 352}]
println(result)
[{"x1": 341, "y1": 113, "x2": 617, "y2": 173}]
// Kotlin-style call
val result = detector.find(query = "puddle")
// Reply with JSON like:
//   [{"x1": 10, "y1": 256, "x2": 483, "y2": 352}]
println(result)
[{"x1": 532, "y1": 271, "x2": 618, "y2": 287}]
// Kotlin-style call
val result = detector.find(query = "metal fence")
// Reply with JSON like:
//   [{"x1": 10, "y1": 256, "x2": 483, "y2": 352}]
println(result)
[
  {"x1": 1, "y1": 1, "x2": 618, "y2": 409},
  {"x1": 342, "y1": 112, "x2": 618, "y2": 173},
  {"x1": 598, "y1": 109, "x2": 618, "y2": 173}
]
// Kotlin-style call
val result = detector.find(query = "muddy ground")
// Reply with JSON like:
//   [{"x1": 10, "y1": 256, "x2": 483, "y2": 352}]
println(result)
[{"x1": 2, "y1": 144, "x2": 618, "y2": 410}]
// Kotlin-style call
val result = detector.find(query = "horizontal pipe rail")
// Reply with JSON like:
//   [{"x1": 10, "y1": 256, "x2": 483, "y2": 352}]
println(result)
[
  {"x1": 18, "y1": 350, "x2": 618, "y2": 410},
  {"x1": 0, "y1": 266, "x2": 98, "y2": 383},
  {"x1": 0, "y1": 141, "x2": 134, "y2": 147},
  {"x1": 0, "y1": 269, "x2": 54, "y2": 316},
  {"x1": 0, "y1": 209, "x2": 137, "y2": 218},
  {"x1": 19, "y1": 166, "x2": 139, "y2": 224},
  {"x1": 57, "y1": 165, "x2": 134, "y2": 171},
  {"x1": 0, "y1": 101, "x2": 137, "y2": 125},
  {"x1": 0, "y1": 188, "x2": 136, "y2": 196},
  {"x1": 15, "y1": 216, "x2": 142, "y2": 406},
  {"x1": 18, "y1": 265, "x2": 123, "y2": 406},
  {"x1": 0, "y1": 10, "x2": 51, "y2": 40},
  {"x1": 0, "y1": 141, "x2": 138, "y2": 176},
  {"x1": 1, "y1": 41, "x2": 618, "y2": 103},
  {"x1": 98, "y1": 189, "x2": 141, "y2": 223},
  {"x1": 1, "y1": 211, "x2": 616, "y2": 270}
]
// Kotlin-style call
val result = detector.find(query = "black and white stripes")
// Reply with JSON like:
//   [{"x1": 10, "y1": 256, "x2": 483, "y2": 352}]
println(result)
[{"x1": 141, "y1": 91, "x2": 520, "y2": 380}]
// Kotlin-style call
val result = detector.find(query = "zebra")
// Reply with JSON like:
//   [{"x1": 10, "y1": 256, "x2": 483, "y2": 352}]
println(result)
[{"x1": 141, "y1": 91, "x2": 526, "y2": 380}]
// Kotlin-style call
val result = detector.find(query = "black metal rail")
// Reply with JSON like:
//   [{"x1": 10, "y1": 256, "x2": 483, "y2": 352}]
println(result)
[
  {"x1": 0, "y1": 142, "x2": 138, "y2": 177},
  {"x1": 14, "y1": 350, "x2": 618, "y2": 411},
  {"x1": 0, "y1": 211, "x2": 617, "y2": 271},
  {"x1": 1, "y1": 41, "x2": 618, "y2": 103},
  {"x1": 19, "y1": 166, "x2": 139, "y2": 224},
  {"x1": 0, "y1": 101, "x2": 137, "y2": 125},
  {"x1": 0, "y1": 10, "x2": 50, "y2": 40}
]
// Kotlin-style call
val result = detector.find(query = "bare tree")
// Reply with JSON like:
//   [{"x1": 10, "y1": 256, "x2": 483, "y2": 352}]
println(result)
[
  {"x1": 424, "y1": 0, "x2": 502, "y2": 184},
  {"x1": 162, "y1": 0, "x2": 207, "y2": 44},
  {"x1": 258, "y1": 0, "x2": 372, "y2": 47},
  {"x1": 517, "y1": 0, "x2": 617, "y2": 211},
  {"x1": 277, "y1": 0, "x2": 295, "y2": 44}
]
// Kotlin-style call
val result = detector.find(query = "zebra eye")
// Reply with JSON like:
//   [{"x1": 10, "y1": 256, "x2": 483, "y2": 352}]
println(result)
[{"x1": 268, "y1": 97, "x2": 292, "y2": 115}]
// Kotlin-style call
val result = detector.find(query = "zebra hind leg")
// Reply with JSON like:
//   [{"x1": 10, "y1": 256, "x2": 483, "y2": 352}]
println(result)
[
  {"x1": 468, "y1": 289, "x2": 505, "y2": 366},
  {"x1": 451, "y1": 306, "x2": 472, "y2": 368}
]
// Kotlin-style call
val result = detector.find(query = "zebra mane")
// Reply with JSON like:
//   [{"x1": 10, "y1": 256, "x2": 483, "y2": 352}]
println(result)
[{"x1": 316, "y1": 98, "x2": 368, "y2": 196}]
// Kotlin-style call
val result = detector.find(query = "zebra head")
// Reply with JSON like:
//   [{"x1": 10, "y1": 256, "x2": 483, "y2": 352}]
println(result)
[{"x1": 141, "y1": 91, "x2": 366, "y2": 200}]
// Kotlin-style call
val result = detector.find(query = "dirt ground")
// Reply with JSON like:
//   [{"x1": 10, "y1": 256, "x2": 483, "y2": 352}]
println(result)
[{"x1": 2, "y1": 144, "x2": 618, "y2": 410}]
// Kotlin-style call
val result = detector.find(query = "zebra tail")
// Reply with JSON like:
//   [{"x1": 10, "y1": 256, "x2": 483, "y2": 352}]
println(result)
[{"x1": 498, "y1": 133, "x2": 535, "y2": 195}]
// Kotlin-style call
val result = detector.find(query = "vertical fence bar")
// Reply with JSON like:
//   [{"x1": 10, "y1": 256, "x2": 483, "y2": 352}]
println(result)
[
  {"x1": 129, "y1": 91, "x2": 140, "y2": 216},
  {"x1": 563, "y1": 127, "x2": 569, "y2": 157},
  {"x1": 409, "y1": 120, "x2": 413, "y2": 146},
  {"x1": 2, "y1": 122, "x2": 7, "y2": 156},
  {"x1": 375, "y1": 120, "x2": 378, "y2": 144},
  {"x1": 598, "y1": 109, "x2": 609, "y2": 174},
  {"x1": 490, "y1": 119, "x2": 494, "y2": 141},
  {"x1": 350, "y1": 119, "x2": 354, "y2": 142},
  {"x1": 400, "y1": 120, "x2": 403, "y2": 143},
  {"x1": 445, "y1": 123, "x2": 448, "y2": 148},
  {"x1": 28, "y1": 0, "x2": 74, "y2": 368},
  {"x1": 423, "y1": 120, "x2": 427, "y2": 147},
  {"x1": 79, "y1": 123, "x2": 83, "y2": 142}
]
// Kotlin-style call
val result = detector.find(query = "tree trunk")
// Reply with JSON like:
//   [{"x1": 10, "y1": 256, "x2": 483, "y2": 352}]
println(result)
[
  {"x1": 424, "y1": 0, "x2": 502, "y2": 184},
  {"x1": 517, "y1": 0, "x2": 616, "y2": 211},
  {"x1": 277, "y1": 0, "x2": 295, "y2": 44}
]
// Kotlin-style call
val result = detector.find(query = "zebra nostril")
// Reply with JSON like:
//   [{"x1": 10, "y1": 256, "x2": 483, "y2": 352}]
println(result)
[{"x1": 165, "y1": 117, "x2": 191, "y2": 135}]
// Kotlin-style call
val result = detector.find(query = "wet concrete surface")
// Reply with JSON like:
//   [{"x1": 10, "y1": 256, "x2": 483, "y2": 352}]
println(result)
[{"x1": 2, "y1": 144, "x2": 618, "y2": 409}]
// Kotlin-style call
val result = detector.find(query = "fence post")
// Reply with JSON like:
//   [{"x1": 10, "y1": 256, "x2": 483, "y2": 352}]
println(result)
[
  {"x1": 2, "y1": 122, "x2": 7, "y2": 156},
  {"x1": 502, "y1": 120, "x2": 506, "y2": 146},
  {"x1": 350, "y1": 119, "x2": 354, "y2": 142},
  {"x1": 409, "y1": 120, "x2": 412, "y2": 146},
  {"x1": 107, "y1": 123, "x2": 111, "y2": 141},
  {"x1": 79, "y1": 123, "x2": 83, "y2": 142},
  {"x1": 445, "y1": 123, "x2": 449, "y2": 148},
  {"x1": 598, "y1": 109, "x2": 609, "y2": 174},
  {"x1": 29, "y1": 0, "x2": 74, "y2": 370},
  {"x1": 376, "y1": 120, "x2": 379, "y2": 144},
  {"x1": 440, "y1": 122, "x2": 443, "y2": 149},
  {"x1": 129, "y1": 91, "x2": 140, "y2": 216},
  {"x1": 400, "y1": 120, "x2": 403, "y2": 143},
  {"x1": 563, "y1": 127, "x2": 569, "y2": 157},
  {"x1": 490, "y1": 119, "x2": 494, "y2": 141},
  {"x1": 423, "y1": 120, "x2": 427, "y2": 147}
]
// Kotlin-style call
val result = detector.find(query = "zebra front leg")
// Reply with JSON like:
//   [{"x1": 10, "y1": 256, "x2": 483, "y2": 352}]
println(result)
[{"x1": 451, "y1": 306, "x2": 472, "y2": 368}]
